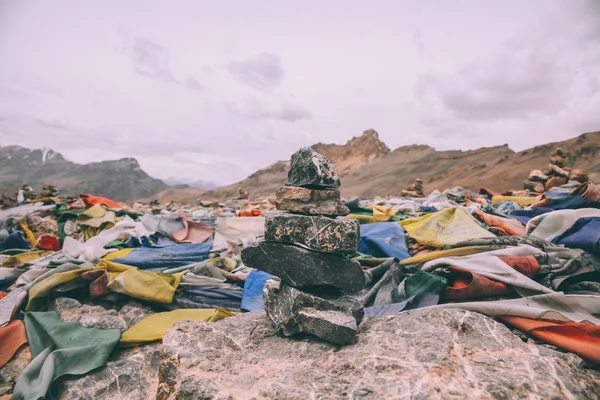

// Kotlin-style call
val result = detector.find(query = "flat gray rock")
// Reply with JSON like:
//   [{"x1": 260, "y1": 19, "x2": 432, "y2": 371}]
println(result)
[
  {"x1": 0, "y1": 298, "x2": 159, "y2": 399},
  {"x1": 57, "y1": 344, "x2": 161, "y2": 400},
  {"x1": 287, "y1": 147, "x2": 341, "y2": 189},
  {"x1": 265, "y1": 213, "x2": 359, "y2": 254},
  {"x1": 49, "y1": 297, "x2": 156, "y2": 332},
  {"x1": 157, "y1": 309, "x2": 600, "y2": 400},
  {"x1": 275, "y1": 186, "x2": 349, "y2": 216},
  {"x1": 263, "y1": 281, "x2": 364, "y2": 345},
  {"x1": 0, "y1": 347, "x2": 31, "y2": 398},
  {"x1": 241, "y1": 241, "x2": 366, "y2": 294}
]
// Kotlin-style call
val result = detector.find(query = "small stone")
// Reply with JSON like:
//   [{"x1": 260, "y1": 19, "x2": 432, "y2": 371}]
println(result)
[
  {"x1": 275, "y1": 186, "x2": 349, "y2": 216},
  {"x1": 241, "y1": 241, "x2": 366, "y2": 293},
  {"x1": 287, "y1": 147, "x2": 341, "y2": 189},
  {"x1": 265, "y1": 213, "x2": 359, "y2": 254},
  {"x1": 263, "y1": 281, "x2": 364, "y2": 345}
]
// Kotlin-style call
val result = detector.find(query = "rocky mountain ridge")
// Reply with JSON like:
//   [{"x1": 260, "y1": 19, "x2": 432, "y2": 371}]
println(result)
[
  {"x1": 0, "y1": 145, "x2": 167, "y2": 200},
  {"x1": 202, "y1": 130, "x2": 600, "y2": 200},
  {"x1": 3, "y1": 129, "x2": 599, "y2": 202}
]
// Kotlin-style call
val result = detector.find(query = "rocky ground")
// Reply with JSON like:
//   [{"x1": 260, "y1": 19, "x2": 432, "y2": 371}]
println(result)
[{"x1": 2, "y1": 298, "x2": 599, "y2": 399}]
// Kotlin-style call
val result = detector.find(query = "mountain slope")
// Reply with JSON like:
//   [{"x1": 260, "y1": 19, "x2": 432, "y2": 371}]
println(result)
[
  {"x1": 202, "y1": 130, "x2": 600, "y2": 200},
  {"x1": 201, "y1": 129, "x2": 391, "y2": 199},
  {"x1": 141, "y1": 185, "x2": 206, "y2": 205},
  {"x1": 163, "y1": 178, "x2": 218, "y2": 190},
  {"x1": 0, "y1": 146, "x2": 167, "y2": 200}
]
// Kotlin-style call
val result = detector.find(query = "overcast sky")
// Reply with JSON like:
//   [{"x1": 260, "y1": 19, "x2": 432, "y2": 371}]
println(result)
[{"x1": 0, "y1": 1, "x2": 599, "y2": 185}]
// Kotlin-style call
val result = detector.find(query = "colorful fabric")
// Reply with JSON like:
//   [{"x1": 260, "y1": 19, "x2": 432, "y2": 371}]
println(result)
[
  {"x1": 13, "y1": 311, "x2": 120, "y2": 400},
  {"x1": 499, "y1": 316, "x2": 600, "y2": 364},
  {"x1": 491, "y1": 196, "x2": 540, "y2": 206},
  {"x1": 107, "y1": 268, "x2": 183, "y2": 304},
  {"x1": 120, "y1": 308, "x2": 235, "y2": 345},
  {"x1": 19, "y1": 221, "x2": 37, "y2": 247},
  {"x1": 421, "y1": 245, "x2": 551, "y2": 297},
  {"x1": 1, "y1": 250, "x2": 51, "y2": 268},
  {"x1": 551, "y1": 217, "x2": 600, "y2": 255},
  {"x1": 0, "y1": 320, "x2": 27, "y2": 368},
  {"x1": 81, "y1": 270, "x2": 110, "y2": 298},
  {"x1": 399, "y1": 246, "x2": 492, "y2": 266},
  {"x1": 432, "y1": 293, "x2": 600, "y2": 324},
  {"x1": 26, "y1": 266, "x2": 97, "y2": 311},
  {"x1": 473, "y1": 210, "x2": 526, "y2": 236},
  {"x1": 444, "y1": 266, "x2": 510, "y2": 301},
  {"x1": 79, "y1": 194, "x2": 124, "y2": 209},
  {"x1": 527, "y1": 208, "x2": 600, "y2": 240},
  {"x1": 112, "y1": 242, "x2": 212, "y2": 270},
  {"x1": 358, "y1": 222, "x2": 410, "y2": 261},
  {"x1": 172, "y1": 218, "x2": 214, "y2": 243},
  {"x1": 35, "y1": 235, "x2": 60, "y2": 251},
  {"x1": 241, "y1": 270, "x2": 272, "y2": 312},
  {"x1": 77, "y1": 204, "x2": 116, "y2": 228},
  {"x1": 401, "y1": 208, "x2": 495, "y2": 247}
]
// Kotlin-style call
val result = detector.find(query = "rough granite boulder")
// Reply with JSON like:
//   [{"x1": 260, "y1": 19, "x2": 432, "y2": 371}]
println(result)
[
  {"x1": 241, "y1": 241, "x2": 366, "y2": 294},
  {"x1": 57, "y1": 343, "x2": 161, "y2": 400},
  {"x1": 156, "y1": 309, "x2": 600, "y2": 400},
  {"x1": 0, "y1": 347, "x2": 31, "y2": 399},
  {"x1": 275, "y1": 186, "x2": 349, "y2": 216},
  {"x1": 263, "y1": 280, "x2": 364, "y2": 345},
  {"x1": 0, "y1": 298, "x2": 158, "y2": 399},
  {"x1": 49, "y1": 297, "x2": 156, "y2": 332},
  {"x1": 287, "y1": 147, "x2": 341, "y2": 189},
  {"x1": 264, "y1": 213, "x2": 359, "y2": 254}
]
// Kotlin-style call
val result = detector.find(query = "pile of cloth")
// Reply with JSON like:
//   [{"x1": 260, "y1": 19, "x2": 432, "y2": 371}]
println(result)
[
  {"x1": 0, "y1": 193, "x2": 268, "y2": 398},
  {"x1": 339, "y1": 181, "x2": 600, "y2": 366},
  {"x1": 2, "y1": 177, "x2": 600, "y2": 398}
]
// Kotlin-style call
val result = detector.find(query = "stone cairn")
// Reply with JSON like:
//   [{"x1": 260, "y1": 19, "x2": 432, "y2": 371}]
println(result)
[{"x1": 241, "y1": 147, "x2": 366, "y2": 345}]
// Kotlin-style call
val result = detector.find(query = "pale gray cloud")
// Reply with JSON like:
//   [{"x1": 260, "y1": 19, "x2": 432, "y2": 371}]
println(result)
[
  {"x1": 228, "y1": 53, "x2": 284, "y2": 91},
  {"x1": 184, "y1": 77, "x2": 204, "y2": 91},
  {"x1": 0, "y1": 0, "x2": 599, "y2": 184},
  {"x1": 131, "y1": 37, "x2": 204, "y2": 91},
  {"x1": 412, "y1": 0, "x2": 600, "y2": 149},
  {"x1": 228, "y1": 96, "x2": 312, "y2": 122},
  {"x1": 132, "y1": 38, "x2": 175, "y2": 82}
]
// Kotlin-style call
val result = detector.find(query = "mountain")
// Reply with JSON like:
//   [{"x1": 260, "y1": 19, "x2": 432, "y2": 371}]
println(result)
[
  {"x1": 162, "y1": 177, "x2": 219, "y2": 190},
  {"x1": 202, "y1": 129, "x2": 600, "y2": 200},
  {"x1": 0, "y1": 145, "x2": 167, "y2": 200},
  {"x1": 140, "y1": 184, "x2": 206, "y2": 205}
]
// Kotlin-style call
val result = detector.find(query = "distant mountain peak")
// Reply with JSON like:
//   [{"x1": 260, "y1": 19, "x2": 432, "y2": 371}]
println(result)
[
  {"x1": 0, "y1": 145, "x2": 166, "y2": 200},
  {"x1": 202, "y1": 130, "x2": 600, "y2": 200},
  {"x1": 163, "y1": 177, "x2": 219, "y2": 190},
  {"x1": 311, "y1": 129, "x2": 391, "y2": 175}
]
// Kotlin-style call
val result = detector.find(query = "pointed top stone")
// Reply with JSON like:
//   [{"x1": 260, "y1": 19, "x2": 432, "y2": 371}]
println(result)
[{"x1": 287, "y1": 147, "x2": 341, "y2": 189}]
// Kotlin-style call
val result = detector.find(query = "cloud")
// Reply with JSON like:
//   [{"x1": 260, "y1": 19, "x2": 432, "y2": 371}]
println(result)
[
  {"x1": 228, "y1": 95, "x2": 311, "y2": 122},
  {"x1": 184, "y1": 77, "x2": 204, "y2": 91},
  {"x1": 415, "y1": 47, "x2": 571, "y2": 121},
  {"x1": 227, "y1": 53, "x2": 284, "y2": 91},
  {"x1": 414, "y1": 0, "x2": 600, "y2": 127},
  {"x1": 132, "y1": 38, "x2": 175, "y2": 82},
  {"x1": 131, "y1": 38, "x2": 204, "y2": 91},
  {"x1": 413, "y1": 31, "x2": 425, "y2": 57}
]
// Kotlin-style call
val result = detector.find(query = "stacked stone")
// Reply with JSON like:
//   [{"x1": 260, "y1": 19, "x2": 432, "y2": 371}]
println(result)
[{"x1": 241, "y1": 147, "x2": 366, "y2": 345}]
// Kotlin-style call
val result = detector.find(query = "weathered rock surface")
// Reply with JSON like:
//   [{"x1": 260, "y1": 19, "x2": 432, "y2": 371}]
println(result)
[
  {"x1": 50, "y1": 297, "x2": 159, "y2": 400},
  {"x1": 287, "y1": 147, "x2": 341, "y2": 189},
  {"x1": 49, "y1": 297, "x2": 155, "y2": 332},
  {"x1": 263, "y1": 281, "x2": 364, "y2": 344},
  {"x1": 241, "y1": 241, "x2": 366, "y2": 293},
  {"x1": 157, "y1": 309, "x2": 600, "y2": 400},
  {"x1": 0, "y1": 346, "x2": 31, "y2": 398},
  {"x1": 264, "y1": 213, "x2": 359, "y2": 254},
  {"x1": 57, "y1": 343, "x2": 161, "y2": 400},
  {"x1": 275, "y1": 186, "x2": 349, "y2": 216},
  {"x1": 0, "y1": 298, "x2": 159, "y2": 399}
]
